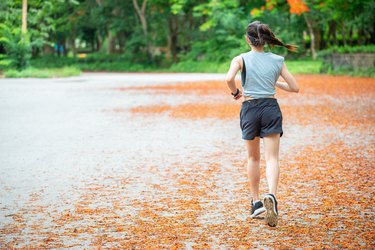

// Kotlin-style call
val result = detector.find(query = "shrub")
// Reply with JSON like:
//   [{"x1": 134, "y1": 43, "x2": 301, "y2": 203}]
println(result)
[
  {"x1": 318, "y1": 45, "x2": 375, "y2": 58},
  {"x1": 0, "y1": 24, "x2": 32, "y2": 70}
]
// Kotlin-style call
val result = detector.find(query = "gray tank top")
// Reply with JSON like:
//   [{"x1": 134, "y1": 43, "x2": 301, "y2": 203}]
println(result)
[{"x1": 241, "y1": 51, "x2": 284, "y2": 99}]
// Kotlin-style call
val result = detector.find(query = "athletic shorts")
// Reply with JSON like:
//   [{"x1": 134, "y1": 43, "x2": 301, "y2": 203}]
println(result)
[{"x1": 240, "y1": 98, "x2": 283, "y2": 140}]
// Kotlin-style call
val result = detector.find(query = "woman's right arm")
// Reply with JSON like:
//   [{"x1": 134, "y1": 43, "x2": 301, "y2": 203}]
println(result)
[
  {"x1": 276, "y1": 63, "x2": 299, "y2": 93},
  {"x1": 225, "y1": 56, "x2": 243, "y2": 100}
]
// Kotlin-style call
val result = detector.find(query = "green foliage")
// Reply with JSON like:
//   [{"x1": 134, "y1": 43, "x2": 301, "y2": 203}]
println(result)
[
  {"x1": 0, "y1": 24, "x2": 31, "y2": 70},
  {"x1": 1, "y1": 0, "x2": 372, "y2": 78},
  {"x1": 28, "y1": 52, "x2": 371, "y2": 77},
  {"x1": 31, "y1": 52, "x2": 156, "y2": 70},
  {"x1": 179, "y1": 0, "x2": 249, "y2": 62},
  {"x1": 318, "y1": 45, "x2": 375, "y2": 58},
  {"x1": 29, "y1": 51, "x2": 323, "y2": 74},
  {"x1": 256, "y1": 10, "x2": 306, "y2": 56},
  {"x1": 30, "y1": 55, "x2": 76, "y2": 68},
  {"x1": 4, "y1": 66, "x2": 80, "y2": 78},
  {"x1": 169, "y1": 58, "x2": 322, "y2": 74},
  {"x1": 30, "y1": 54, "x2": 157, "y2": 72},
  {"x1": 79, "y1": 62, "x2": 152, "y2": 72},
  {"x1": 0, "y1": 54, "x2": 12, "y2": 69},
  {"x1": 168, "y1": 60, "x2": 229, "y2": 73}
]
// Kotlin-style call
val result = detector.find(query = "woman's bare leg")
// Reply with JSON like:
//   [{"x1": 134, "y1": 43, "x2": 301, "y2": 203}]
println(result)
[
  {"x1": 263, "y1": 133, "x2": 280, "y2": 195},
  {"x1": 245, "y1": 137, "x2": 261, "y2": 200}
]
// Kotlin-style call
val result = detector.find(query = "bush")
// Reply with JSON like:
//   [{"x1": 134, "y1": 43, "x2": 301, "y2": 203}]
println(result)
[
  {"x1": 318, "y1": 45, "x2": 375, "y2": 58},
  {"x1": 31, "y1": 52, "x2": 158, "y2": 71},
  {"x1": 168, "y1": 60, "x2": 229, "y2": 73},
  {"x1": 0, "y1": 24, "x2": 32, "y2": 70},
  {"x1": 31, "y1": 55, "x2": 77, "y2": 68}
]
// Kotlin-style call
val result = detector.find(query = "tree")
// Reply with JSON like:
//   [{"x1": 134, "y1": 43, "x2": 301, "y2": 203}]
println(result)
[
  {"x1": 132, "y1": 0, "x2": 153, "y2": 59},
  {"x1": 22, "y1": 0, "x2": 27, "y2": 34},
  {"x1": 249, "y1": 0, "x2": 374, "y2": 59}
]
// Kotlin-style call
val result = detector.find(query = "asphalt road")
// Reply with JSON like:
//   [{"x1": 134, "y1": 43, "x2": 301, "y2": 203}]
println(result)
[
  {"x1": 0, "y1": 73, "x2": 373, "y2": 248},
  {"x1": 0, "y1": 73, "x2": 229, "y2": 213}
]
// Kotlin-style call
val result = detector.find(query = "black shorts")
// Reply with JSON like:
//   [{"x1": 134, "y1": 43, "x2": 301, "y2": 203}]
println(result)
[{"x1": 240, "y1": 98, "x2": 283, "y2": 140}]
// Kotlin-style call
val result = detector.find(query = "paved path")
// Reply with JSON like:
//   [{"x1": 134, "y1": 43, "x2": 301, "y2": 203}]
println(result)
[{"x1": 0, "y1": 73, "x2": 374, "y2": 248}]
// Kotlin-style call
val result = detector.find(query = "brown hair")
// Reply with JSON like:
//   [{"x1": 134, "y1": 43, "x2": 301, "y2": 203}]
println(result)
[{"x1": 246, "y1": 21, "x2": 297, "y2": 52}]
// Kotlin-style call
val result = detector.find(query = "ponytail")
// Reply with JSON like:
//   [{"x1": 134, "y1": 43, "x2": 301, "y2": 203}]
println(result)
[{"x1": 247, "y1": 21, "x2": 298, "y2": 52}]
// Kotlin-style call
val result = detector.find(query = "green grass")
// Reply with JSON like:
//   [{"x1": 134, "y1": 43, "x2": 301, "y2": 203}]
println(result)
[
  {"x1": 167, "y1": 60, "x2": 229, "y2": 73},
  {"x1": 285, "y1": 60, "x2": 322, "y2": 74},
  {"x1": 9, "y1": 55, "x2": 372, "y2": 78},
  {"x1": 78, "y1": 62, "x2": 155, "y2": 72},
  {"x1": 4, "y1": 67, "x2": 81, "y2": 78},
  {"x1": 28, "y1": 54, "x2": 324, "y2": 75}
]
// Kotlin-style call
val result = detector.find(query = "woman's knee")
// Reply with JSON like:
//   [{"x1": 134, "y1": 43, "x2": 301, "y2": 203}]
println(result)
[
  {"x1": 247, "y1": 155, "x2": 260, "y2": 163},
  {"x1": 265, "y1": 157, "x2": 279, "y2": 166}
]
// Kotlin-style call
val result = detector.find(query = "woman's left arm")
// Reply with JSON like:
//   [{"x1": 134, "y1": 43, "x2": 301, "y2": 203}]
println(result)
[{"x1": 226, "y1": 56, "x2": 243, "y2": 100}]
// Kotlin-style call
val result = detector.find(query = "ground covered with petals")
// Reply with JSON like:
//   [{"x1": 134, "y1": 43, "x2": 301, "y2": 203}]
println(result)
[{"x1": 1, "y1": 74, "x2": 374, "y2": 248}]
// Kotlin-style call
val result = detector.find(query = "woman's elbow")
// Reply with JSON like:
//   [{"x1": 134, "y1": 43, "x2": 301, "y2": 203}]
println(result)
[
  {"x1": 225, "y1": 75, "x2": 234, "y2": 83},
  {"x1": 292, "y1": 82, "x2": 300, "y2": 93}
]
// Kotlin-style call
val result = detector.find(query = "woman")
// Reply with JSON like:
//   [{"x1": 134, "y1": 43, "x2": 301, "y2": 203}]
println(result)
[{"x1": 225, "y1": 21, "x2": 299, "y2": 227}]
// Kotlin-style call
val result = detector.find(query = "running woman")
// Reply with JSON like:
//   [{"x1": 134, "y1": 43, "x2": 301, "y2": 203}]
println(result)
[{"x1": 225, "y1": 21, "x2": 300, "y2": 227}]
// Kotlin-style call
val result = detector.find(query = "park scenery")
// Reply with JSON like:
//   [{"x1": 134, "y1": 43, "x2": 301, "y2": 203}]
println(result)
[{"x1": 0, "y1": 0, "x2": 374, "y2": 249}]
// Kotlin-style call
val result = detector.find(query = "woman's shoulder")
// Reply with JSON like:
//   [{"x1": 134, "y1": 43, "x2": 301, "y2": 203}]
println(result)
[
  {"x1": 231, "y1": 55, "x2": 243, "y2": 64},
  {"x1": 238, "y1": 51, "x2": 253, "y2": 60},
  {"x1": 268, "y1": 52, "x2": 284, "y2": 62}
]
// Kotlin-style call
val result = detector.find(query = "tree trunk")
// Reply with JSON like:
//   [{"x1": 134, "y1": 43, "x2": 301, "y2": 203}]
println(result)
[
  {"x1": 348, "y1": 27, "x2": 353, "y2": 46},
  {"x1": 187, "y1": 11, "x2": 194, "y2": 51},
  {"x1": 108, "y1": 31, "x2": 115, "y2": 54},
  {"x1": 117, "y1": 32, "x2": 125, "y2": 53},
  {"x1": 22, "y1": 0, "x2": 27, "y2": 34},
  {"x1": 303, "y1": 14, "x2": 317, "y2": 60},
  {"x1": 43, "y1": 42, "x2": 53, "y2": 55},
  {"x1": 357, "y1": 30, "x2": 364, "y2": 45},
  {"x1": 327, "y1": 21, "x2": 337, "y2": 46},
  {"x1": 132, "y1": 0, "x2": 148, "y2": 37},
  {"x1": 132, "y1": 0, "x2": 153, "y2": 60},
  {"x1": 168, "y1": 14, "x2": 178, "y2": 62},
  {"x1": 97, "y1": 35, "x2": 103, "y2": 52},
  {"x1": 315, "y1": 28, "x2": 321, "y2": 51},
  {"x1": 70, "y1": 36, "x2": 77, "y2": 57},
  {"x1": 369, "y1": 30, "x2": 375, "y2": 45},
  {"x1": 341, "y1": 23, "x2": 347, "y2": 46}
]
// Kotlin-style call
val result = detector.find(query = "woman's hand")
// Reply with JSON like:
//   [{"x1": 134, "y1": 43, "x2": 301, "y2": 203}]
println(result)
[{"x1": 232, "y1": 89, "x2": 243, "y2": 100}]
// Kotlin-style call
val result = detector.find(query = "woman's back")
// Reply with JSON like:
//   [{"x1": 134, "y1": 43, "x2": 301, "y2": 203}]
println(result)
[{"x1": 241, "y1": 51, "x2": 284, "y2": 99}]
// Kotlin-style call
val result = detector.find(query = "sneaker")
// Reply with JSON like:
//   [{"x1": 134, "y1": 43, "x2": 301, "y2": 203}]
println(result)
[
  {"x1": 263, "y1": 194, "x2": 278, "y2": 227},
  {"x1": 250, "y1": 199, "x2": 266, "y2": 218}
]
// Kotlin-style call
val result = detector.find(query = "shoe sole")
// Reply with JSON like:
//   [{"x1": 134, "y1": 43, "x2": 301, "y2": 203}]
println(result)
[
  {"x1": 264, "y1": 196, "x2": 278, "y2": 227},
  {"x1": 250, "y1": 207, "x2": 266, "y2": 218}
]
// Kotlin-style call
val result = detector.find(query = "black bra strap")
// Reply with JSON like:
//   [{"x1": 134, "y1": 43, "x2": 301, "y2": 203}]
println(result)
[{"x1": 241, "y1": 56, "x2": 246, "y2": 87}]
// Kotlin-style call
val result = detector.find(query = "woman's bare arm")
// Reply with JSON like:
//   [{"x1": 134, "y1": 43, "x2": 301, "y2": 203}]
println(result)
[
  {"x1": 276, "y1": 63, "x2": 300, "y2": 93},
  {"x1": 226, "y1": 56, "x2": 243, "y2": 100}
]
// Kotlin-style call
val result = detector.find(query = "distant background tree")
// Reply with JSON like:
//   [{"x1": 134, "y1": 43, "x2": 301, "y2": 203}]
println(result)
[
  {"x1": 250, "y1": 0, "x2": 374, "y2": 59},
  {"x1": 0, "y1": 0, "x2": 373, "y2": 70}
]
